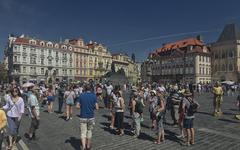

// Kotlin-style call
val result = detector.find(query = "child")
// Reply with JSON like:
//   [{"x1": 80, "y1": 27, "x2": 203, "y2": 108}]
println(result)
[{"x1": 0, "y1": 99, "x2": 7, "y2": 149}]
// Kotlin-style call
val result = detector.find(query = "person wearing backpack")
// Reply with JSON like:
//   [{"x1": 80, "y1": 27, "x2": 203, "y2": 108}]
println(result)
[
  {"x1": 154, "y1": 90, "x2": 165, "y2": 144},
  {"x1": 64, "y1": 86, "x2": 76, "y2": 121},
  {"x1": 182, "y1": 89, "x2": 199, "y2": 146},
  {"x1": 57, "y1": 84, "x2": 65, "y2": 114},
  {"x1": 132, "y1": 92, "x2": 144, "y2": 138}
]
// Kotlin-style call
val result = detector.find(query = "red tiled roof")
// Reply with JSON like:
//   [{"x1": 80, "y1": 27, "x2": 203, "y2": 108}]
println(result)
[
  {"x1": 156, "y1": 38, "x2": 204, "y2": 53},
  {"x1": 14, "y1": 38, "x2": 29, "y2": 44}
]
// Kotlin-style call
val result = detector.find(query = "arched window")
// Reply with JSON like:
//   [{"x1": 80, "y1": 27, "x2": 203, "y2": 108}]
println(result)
[
  {"x1": 229, "y1": 63, "x2": 233, "y2": 71},
  {"x1": 222, "y1": 64, "x2": 225, "y2": 71},
  {"x1": 221, "y1": 51, "x2": 226, "y2": 59},
  {"x1": 215, "y1": 65, "x2": 218, "y2": 72},
  {"x1": 229, "y1": 50, "x2": 234, "y2": 58}
]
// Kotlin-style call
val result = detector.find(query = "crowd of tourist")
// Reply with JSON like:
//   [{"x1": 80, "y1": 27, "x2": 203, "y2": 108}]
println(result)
[{"x1": 0, "y1": 79, "x2": 239, "y2": 150}]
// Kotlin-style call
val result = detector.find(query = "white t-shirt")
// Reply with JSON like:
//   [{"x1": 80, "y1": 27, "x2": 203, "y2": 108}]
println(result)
[
  {"x1": 105, "y1": 85, "x2": 113, "y2": 95},
  {"x1": 64, "y1": 91, "x2": 75, "y2": 100}
]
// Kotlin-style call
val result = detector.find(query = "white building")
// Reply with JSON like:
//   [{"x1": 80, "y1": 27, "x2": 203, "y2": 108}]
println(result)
[{"x1": 6, "y1": 35, "x2": 75, "y2": 84}]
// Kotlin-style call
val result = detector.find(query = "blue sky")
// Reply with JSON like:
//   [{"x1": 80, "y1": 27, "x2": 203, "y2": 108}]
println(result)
[{"x1": 0, "y1": 0, "x2": 240, "y2": 61}]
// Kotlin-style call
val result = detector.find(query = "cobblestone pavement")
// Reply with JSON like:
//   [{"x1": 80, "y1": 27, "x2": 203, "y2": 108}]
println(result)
[{"x1": 2, "y1": 92, "x2": 240, "y2": 150}]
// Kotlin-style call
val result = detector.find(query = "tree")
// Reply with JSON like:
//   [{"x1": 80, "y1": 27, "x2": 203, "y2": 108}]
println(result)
[
  {"x1": 111, "y1": 62, "x2": 115, "y2": 73},
  {"x1": 131, "y1": 53, "x2": 136, "y2": 62},
  {"x1": 0, "y1": 63, "x2": 8, "y2": 83}
]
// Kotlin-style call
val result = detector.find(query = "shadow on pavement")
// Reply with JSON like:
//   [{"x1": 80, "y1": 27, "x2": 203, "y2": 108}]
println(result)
[
  {"x1": 65, "y1": 137, "x2": 81, "y2": 150},
  {"x1": 196, "y1": 111, "x2": 213, "y2": 116},
  {"x1": 100, "y1": 122, "x2": 116, "y2": 135},
  {"x1": 138, "y1": 132, "x2": 155, "y2": 141},
  {"x1": 165, "y1": 130, "x2": 183, "y2": 144},
  {"x1": 223, "y1": 112, "x2": 236, "y2": 116},
  {"x1": 218, "y1": 118, "x2": 240, "y2": 124},
  {"x1": 102, "y1": 114, "x2": 111, "y2": 121}
]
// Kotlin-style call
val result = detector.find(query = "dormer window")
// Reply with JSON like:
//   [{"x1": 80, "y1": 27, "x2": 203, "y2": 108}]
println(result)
[
  {"x1": 47, "y1": 42, "x2": 53, "y2": 47},
  {"x1": 40, "y1": 41, "x2": 45, "y2": 46},
  {"x1": 55, "y1": 44, "x2": 59, "y2": 48},
  {"x1": 29, "y1": 40, "x2": 36, "y2": 45},
  {"x1": 61, "y1": 45, "x2": 67, "y2": 49}
]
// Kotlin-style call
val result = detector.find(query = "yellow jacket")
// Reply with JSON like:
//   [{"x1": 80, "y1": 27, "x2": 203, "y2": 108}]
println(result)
[
  {"x1": 213, "y1": 86, "x2": 223, "y2": 95},
  {"x1": 0, "y1": 109, "x2": 7, "y2": 130}
]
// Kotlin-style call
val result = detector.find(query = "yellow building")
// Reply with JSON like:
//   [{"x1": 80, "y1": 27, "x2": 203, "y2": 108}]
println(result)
[{"x1": 70, "y1": 39, "x2": 112, "y2": 81}]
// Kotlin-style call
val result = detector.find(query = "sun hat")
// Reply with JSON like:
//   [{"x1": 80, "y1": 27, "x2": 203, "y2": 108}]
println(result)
[
  {"x1": 183, "y1": 89, "x2": 192, "y2": 97},
  {"x1": 150, "y1": 90, "x2": 156, "y2": 95}
]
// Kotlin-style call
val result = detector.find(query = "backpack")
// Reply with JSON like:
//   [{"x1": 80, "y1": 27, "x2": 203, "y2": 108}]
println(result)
[
  {"x1": 186, "y1": 97, "x2": 198, "y2": 116},
  {"x1": 135, "y1": 99, "x2": 144, "y2": 114}
]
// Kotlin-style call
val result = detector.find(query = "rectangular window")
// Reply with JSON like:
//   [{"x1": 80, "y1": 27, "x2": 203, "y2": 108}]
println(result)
[
  {"x1": 14, "y1": 56, "x2": 17, "y2": 62},
  {"x1": 23, "y1": 67, "x2": 26, "y2": 73},
  {"x1": 41, "y1": 68, "x2": 44, "y2": 74},
  {"x1": 23, "y1": 47, "x2": 26, "y2": 53},
  {"x1": 48, "y1": 60, "x2": 52, "y2": 65},
  {"x1": 41, "y1": 58, "x2": 44, "y2": 65}
]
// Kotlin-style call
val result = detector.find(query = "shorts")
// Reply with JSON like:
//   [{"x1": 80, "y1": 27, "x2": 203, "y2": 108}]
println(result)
[
  {"x1": 66, "y1": 98, "x2": 74, "y2": 106},
  {"x1": 47, "y1": 96, "x2": 55, "y2": 103},
  {"x1": 80, "y1": 118, "x2": 95, "y2": 139},
  {"x1": 183, "y1": 118, "x2": 194, "y2": 129},
  {"x1": 157, "y1": 118, "x2": 164, "y2": 133}
]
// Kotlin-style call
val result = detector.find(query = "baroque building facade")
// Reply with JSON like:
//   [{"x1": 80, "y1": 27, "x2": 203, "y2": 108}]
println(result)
[
  {"x1": 143, "y1": 37, "x2": 211, "y2": 84},
  {"x1": 5, "y1": 35, "x2": 138, "y2": 84}
]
